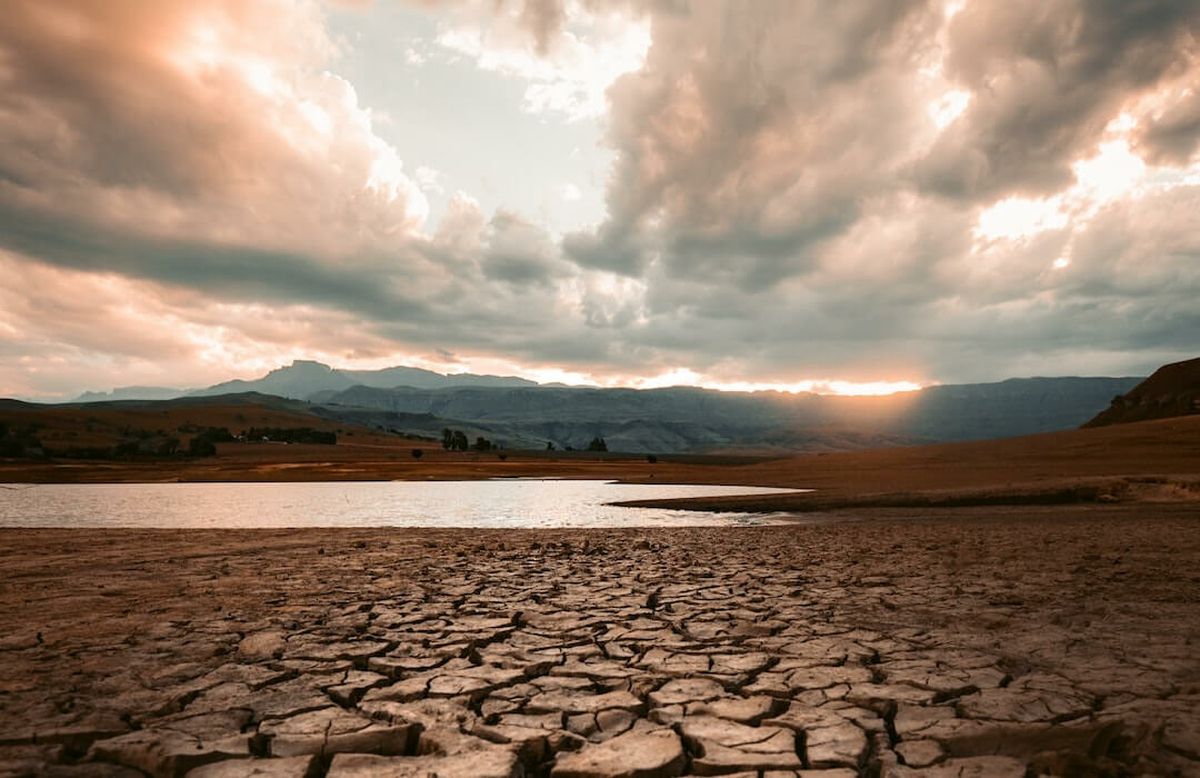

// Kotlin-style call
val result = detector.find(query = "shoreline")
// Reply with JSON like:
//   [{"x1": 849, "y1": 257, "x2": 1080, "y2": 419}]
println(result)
[
  {"x1": 7, "y1": 469, "x2": 1196, "y2": 517},
  {"x1": 4, "y1": 414, "x2": 1200, "y2": 515}
]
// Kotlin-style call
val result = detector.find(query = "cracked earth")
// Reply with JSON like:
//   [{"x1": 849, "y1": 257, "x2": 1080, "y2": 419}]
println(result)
[{"x1": 1, "y1": 506, "x2": 1198, "y2": 777}]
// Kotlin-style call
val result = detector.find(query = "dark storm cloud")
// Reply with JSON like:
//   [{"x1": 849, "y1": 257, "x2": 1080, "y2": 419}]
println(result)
[
  {"x1": 480, "y1": 212, "x2": 573, "y2": 287},
  {"x1": 1138, "y1": 91, "x2": 1200, "y2": 165},
  {"x1": 915, "y1": 0, "x2": 1200, "y2": 201},
  {"x1": 0, "y1": 208, "x2": 430, "y2": 321},
  {"x1": 562, "y1": 225, "x2": 645, "y2": 276},
  {"x1": 570, "y1": 0, "x2": 939, "y2": 287}
]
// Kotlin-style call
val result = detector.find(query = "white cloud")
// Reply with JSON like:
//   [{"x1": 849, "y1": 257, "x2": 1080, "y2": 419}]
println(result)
[
  {"x1": 434, "y1": 2, "x2": 650, "y2": 121},
  {"x1": 415, "y1": 165, "x2": 445, "y2": 194}
]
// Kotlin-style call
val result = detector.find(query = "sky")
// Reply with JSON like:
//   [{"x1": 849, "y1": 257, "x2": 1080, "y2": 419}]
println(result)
[{"x1": 1, "y1": 0, "x2": 1199, "y2": 400}]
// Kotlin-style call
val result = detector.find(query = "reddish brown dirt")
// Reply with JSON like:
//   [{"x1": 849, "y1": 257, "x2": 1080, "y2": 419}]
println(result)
[{"x1": 1, "y1": 506, "x2": 1198, "y2": 776}]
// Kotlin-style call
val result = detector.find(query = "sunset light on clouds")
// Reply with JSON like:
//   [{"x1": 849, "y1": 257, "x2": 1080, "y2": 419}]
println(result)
[{"x1": 1, "y1": 1, "x2": 1199, "y2": 399}]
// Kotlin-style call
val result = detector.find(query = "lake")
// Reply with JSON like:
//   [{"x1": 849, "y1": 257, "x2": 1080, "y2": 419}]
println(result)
[{"x1": 0, "y1": 479, "x2": 801, "y2": 528}]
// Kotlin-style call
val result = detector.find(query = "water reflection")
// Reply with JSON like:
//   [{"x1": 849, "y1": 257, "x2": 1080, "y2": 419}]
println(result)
[{"x1": 0, "y1": 480, "x2": 802, "y2": 528}]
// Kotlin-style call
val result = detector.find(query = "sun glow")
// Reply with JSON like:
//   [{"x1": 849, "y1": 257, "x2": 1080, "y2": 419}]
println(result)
[
  {"x1": 975, "y1": 196, "x2": 1068, "y2": 241},
  {"x1": 502, "y1": 366, "x2": 923, "y2": 396},
  {"x1": 653, "y1": 377, "x2": 925, "y2": 397},
  {"x1": 1072, "y1": 139, "x2": 1146, "y2": 203},
  {"x1": 972, "y1": 138, "x2": 1153, "y2": 245},
  {"x1": 929, "y1": 89, "x2": 970, "y2": 129},
  {"x1": 363, "y1": 358, "x2": 925, "y2": 397}
]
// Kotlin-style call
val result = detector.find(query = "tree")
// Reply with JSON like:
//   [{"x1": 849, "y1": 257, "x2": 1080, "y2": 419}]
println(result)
[
  {"x1": 546, "y1": 441, "x2": 554, "y2": 451},
  {"x1": 442, "y1": 428, "x2": 470, "y2": 451},
  {"x1": 647, "y1": 454, "x2": 657, "y2": 464},
  {"x1": 587, "y1": 436, "x2": 608, "y2": 452},
  {"x1": 472, "y1": 436, "x2": 493, "y2": 451}
]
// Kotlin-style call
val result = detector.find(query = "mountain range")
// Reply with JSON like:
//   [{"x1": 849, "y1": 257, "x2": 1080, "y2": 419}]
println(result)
[
  {"x1": 309, "y1": 376, "x2": 1142, "y2": 453},
  {"x1": 71, "y1": 360, "x2": 538, "y2": 403},
  {"x1": 191, "y1": 360, "x2": 538, "y2": 398},
  {"x1": 53, "y1": 360, "x2": 1147, "y2": 454}
]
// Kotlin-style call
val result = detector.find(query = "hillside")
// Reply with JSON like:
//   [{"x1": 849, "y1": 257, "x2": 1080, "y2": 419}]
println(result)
[
  {"x1": 0, "y1": 394, "x2": 404, "y2": 460},
  {"x1": 1084, "y1": 357, "x2": 1200, "y2": 427},
  {"x1": 74, "y1": 386, "x2": 188, "y2": 402},
  {"x1": 611, "y1": 413, "x2": 1200, "y2": 513}
]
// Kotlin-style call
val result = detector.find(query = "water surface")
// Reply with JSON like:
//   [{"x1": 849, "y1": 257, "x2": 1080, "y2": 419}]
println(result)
[{"x1": 0, "y1": 479, "x2": 800, "y2": 528}]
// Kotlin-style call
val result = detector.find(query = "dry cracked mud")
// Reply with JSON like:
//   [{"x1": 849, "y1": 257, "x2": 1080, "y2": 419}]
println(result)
[{"x1": 1, "y1": 505, "x2": 1198, "y2": 777}]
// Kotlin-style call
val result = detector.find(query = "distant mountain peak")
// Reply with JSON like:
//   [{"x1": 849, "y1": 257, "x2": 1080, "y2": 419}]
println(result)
[
  {"x1": 71, "y1": 385, "x2": 187, "y2": 403},
  {"x1": 275, "y1": 359, "x2": 337, "y2": 374}
]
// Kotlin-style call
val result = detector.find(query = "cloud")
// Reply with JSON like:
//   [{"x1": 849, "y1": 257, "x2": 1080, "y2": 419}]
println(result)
[
  {"x1": 0, "y1": 0, "x2": 428, "y2": 265},
  {"x1": 914, "y1": 0, "x2": 1200, "y2": 201},
  {"x1": 557, "y1": 0, "x2": 1200, "y2": 382},
  {"x1": 1137, "y1": 88, "x2": 1200, "y2": 165},
  {"x1": 480, "y1": 210, "x2": 573, "y2": 287},
  {"x1": 0, "y1": 249, "x2": 406, "y2": 397},
  {"x1": 569, "y1": 1, "x2": 941, "y2": 282},
  {"x1": 432, "y1": 0, "x2": 651, "y2": 120},
  {"x1": 0, "y1": 0, "x2": 605, "y2": 395},
  {"x1": 2, "y1": 0, "x2": 1200, "y2": 398}
]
